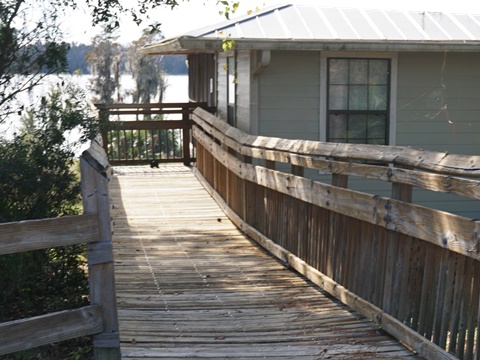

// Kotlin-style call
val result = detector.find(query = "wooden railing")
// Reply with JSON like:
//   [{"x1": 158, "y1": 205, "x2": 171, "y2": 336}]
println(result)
[
  {"x1": 0, "y1": 139, "x2": 120, "y2": 359},
  {"x1": 192, "y1": 107, "x2": 480, "y2": 360},
  {"x1": 96, "y1": 102, "x2": 214, "y2": 166}
]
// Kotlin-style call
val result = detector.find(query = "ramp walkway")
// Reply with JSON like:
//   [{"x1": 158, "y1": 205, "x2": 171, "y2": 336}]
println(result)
[{"x1": 109, "y1": 165, "x2": 421, "y2": 359}]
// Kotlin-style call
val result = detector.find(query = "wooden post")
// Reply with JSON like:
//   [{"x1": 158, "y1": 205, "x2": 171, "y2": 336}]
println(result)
[
  {"x1": 182, "y1": 111, "x2": 191, "y2": 166},
  {"x1": 80, "y1": 141, "x2": 121, "y2": 360},
  {"x1": 329, "y1": 171, "x2": 349, "y2": 281}
]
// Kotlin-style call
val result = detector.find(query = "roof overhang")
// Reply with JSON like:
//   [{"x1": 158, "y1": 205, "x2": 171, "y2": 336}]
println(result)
[{"x1": 142, "y1": 36, "x2": 480, "y2": 55}]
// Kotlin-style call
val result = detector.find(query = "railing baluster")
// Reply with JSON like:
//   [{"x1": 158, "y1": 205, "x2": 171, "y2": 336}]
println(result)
[
  {"x1": 130, "y1": 129, "x2": 135, "y2": 160},
  {"x1": 183, "y1": 110, "x2": 191, "y2": 166},
  {"x1": 164, "y1": 128, "x2": 169, "y2": 159}
]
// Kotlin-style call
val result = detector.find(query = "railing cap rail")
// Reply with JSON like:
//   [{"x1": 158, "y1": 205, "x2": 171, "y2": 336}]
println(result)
[{"x1": 192, "y1": 107, "x2": 480, "y2": 177}]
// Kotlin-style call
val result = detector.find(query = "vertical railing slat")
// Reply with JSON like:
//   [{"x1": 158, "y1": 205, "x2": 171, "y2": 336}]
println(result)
[{"x1": 183, "y1": 110, "x2": 191, "y2": 165}]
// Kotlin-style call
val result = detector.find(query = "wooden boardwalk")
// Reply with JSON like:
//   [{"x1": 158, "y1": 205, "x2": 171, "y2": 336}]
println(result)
[{"x1": 109, "y1": 165, "x2": 421, "y2": 359}]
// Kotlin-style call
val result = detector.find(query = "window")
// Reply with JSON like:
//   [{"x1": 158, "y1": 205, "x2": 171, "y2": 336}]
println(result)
[{"x1": 327, "y1": 58, "x2": 390, "y2": 145}]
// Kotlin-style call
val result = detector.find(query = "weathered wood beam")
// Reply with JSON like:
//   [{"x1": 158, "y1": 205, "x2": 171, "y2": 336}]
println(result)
[
  {"x1": 0, "y1": 305, "x2": 103, "y2": 356},
  {"x1": 0, "y1": 215, "x2": 99, "y2": 255}
]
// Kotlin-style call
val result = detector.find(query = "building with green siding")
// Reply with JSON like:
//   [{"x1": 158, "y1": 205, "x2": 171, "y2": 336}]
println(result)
[{"x1": 144, "y1": 4, "x2": 480, "y2": 217}]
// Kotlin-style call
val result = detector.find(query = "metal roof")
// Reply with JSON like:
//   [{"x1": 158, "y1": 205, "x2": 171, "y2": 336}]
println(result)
[{"x1": 143, "y1": 4, "x2": 480, "y2": 54}]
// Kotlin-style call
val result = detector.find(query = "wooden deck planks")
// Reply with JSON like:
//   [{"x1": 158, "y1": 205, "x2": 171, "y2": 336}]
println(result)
[{"x1": 109, "y1": 165, "x2": 421, "y2": 359}]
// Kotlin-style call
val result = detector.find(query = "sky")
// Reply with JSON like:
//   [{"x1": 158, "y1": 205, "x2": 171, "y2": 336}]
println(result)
[{"x1": 62, "y1": 0, "x2": 480, "y2": 44}]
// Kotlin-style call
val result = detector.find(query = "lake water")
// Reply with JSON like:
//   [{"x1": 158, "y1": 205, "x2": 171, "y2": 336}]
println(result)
[{"x1": 0, "y1": 74, "x2": 189, "y2": 141}]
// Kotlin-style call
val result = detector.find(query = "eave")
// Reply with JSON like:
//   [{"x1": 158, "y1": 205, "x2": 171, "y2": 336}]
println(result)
[{"x1": 142, "y1": 36, "x2": 480, "y2": 55}]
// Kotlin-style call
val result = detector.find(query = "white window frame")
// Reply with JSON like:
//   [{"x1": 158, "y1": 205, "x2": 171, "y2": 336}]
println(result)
[{"x1": 319, "y1": 51, "x2": 398, "y2": 145}]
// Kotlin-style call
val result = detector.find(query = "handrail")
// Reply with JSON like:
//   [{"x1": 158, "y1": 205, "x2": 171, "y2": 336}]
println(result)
[
  {"x1": 96, "y1": 102, "x2": 215, "y2": 166},
  {"x1": 192, "y1": 107, "x2": 480, "y2": 177},
  {"x1": 192, "y1": 107, "x2": 480, "y2": 360},
  {"x1": 0, "y1": 138, "x2": 120, "y2": 359}
]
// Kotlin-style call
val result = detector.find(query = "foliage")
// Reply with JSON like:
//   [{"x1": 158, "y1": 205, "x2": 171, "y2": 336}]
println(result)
[
  {"x1": 222, "y1": 36, "x2": 236, "y2": 54},
  {"x1": 84, "y1": 0, "x2": 236, "y2": 31},
  {"x1": 86, "y1": 31, "x2": 124, "y2": 103},
  {"x1": 0, "y1": 81, "x2": 95, "y2": 222},
  {"x1": 217, "y1": 0, "x2": 239, "y2": 19},
  {"x1": 126, "y1": 28, "x2": 167, "y2": 103},
  {"x1": 85, "y1": 0, "x2": 180, "y2": 32}
]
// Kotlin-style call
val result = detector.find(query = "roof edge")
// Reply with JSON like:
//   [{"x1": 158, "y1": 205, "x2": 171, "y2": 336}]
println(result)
[{"x1": 142, "y1": 37, "x2": 480, "y2": 55}]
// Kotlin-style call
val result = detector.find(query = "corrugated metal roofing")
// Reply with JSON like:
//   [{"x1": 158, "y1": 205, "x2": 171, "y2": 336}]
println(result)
[
  {"x1": 142, "y1": 4, "x2": 480, "y2": 54},
  {"x1": 184, "y1": 4, "x2": 480, "y2": 42}
]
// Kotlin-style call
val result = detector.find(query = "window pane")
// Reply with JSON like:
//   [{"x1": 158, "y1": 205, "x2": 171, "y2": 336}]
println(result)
[
  {"x1": 368, "y1": 85, "x2": 388, "y2": 110},
  {"x1": 349, "y1": 85, "x2": 368, "y2": 110},
  {"x1": 329, "y1": 85, "x2": 348, "y2": 110},
  {"x1": 349, "y1": 60, "x2": 368, "y2": 84},
  {"x1": 328, "y1": 114, "x2": 347, "y2": 142},
  {"x1": 369, "y1": 60, "x2": 389, "y2": 85},
  {"x1": 329, "y1": 59, "x2": 349, "y2": 84},
  {"x1": 347, "y1": 115, "x2": 367, "y2": 142},
  {"x1": 367, "y1": 114, "x2": 387, "y2": 144}
]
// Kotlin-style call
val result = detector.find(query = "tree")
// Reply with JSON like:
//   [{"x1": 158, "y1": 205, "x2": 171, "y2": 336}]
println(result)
[
  {"x1": 85, "y1": 0, "x2": 179, "y2": 32},
  {"x1": 86, "y1": 31, "x2": 123, "y2": 103},
  {"x1": 0, "y1": 0, "x2": 173, "y2": 120},
  {"x1": 0, "y1": 0, "x2": 238, "y2": 120},
  {"x1": 0, "y1": 79, "x2": 96, "y2": 222},
  {"x1": 0, "y1": 0, "x2": 70, "y2": 121},
  {"x1": 0, "y1": 80, "x2": 94, "y2": 342},
  {"x1": 127, "y1": 28, "x2": 167, "y2": 103}
]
